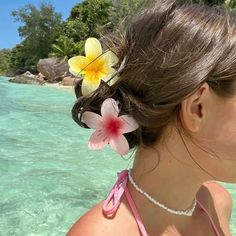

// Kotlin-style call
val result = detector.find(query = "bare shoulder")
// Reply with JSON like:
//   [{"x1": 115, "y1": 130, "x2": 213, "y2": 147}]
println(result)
[
  {"x1": 202, "y1": 181, "x2": 233, "y2": 222},
  {"x1": 196, "y1": 182, "x2": 233, "y2": 235},
  {"x1": 66, "y1": 198, "x2": 137, "y2": 236},
  {"x1": 66, "y1": 201, "x2": 108, "y2": 236}
]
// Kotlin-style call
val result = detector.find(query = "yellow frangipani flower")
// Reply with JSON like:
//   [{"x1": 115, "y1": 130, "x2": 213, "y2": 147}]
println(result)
[{"x1": 68, "y1": 37, "x2": 119, "y2": 95}]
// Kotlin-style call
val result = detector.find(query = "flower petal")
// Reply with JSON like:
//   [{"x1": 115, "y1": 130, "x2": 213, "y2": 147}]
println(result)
[
  {"x1": 120, "y1": 115, "x2": 139, "y2": 133},
  {"x1": 110, "y1": 135, "x2": 129, "y2": 155},
  {"x1": 82, "y1": 111, "x2": 102, "y2": 130},
  {"x1": 85, "y1": 38, "x2": 102, "y2": 59},
  {"x1": 101, "y1": 50, "x2": 119, "y2": 67},
  {"x1": 82, "y1": 76, "x2": 101, "y2": 96},
  {"x1": 69, "y1": 68, "x2": 79, "y2": 77},
  {"x1": 102, "y1": 67, "x2": 119, "y2": 86},
  {"x1": 101, "y1": 98, "x2": 119, "y2": 118},
  {"x1": 68, "y1": 56, "x2": 88, "y2": 75},
  {"x1": 108, "y1": 74, "x2": 120, "y2": 86},
  {"x1": 88, "y1": 130, "x2": 109, "y2": 150}
]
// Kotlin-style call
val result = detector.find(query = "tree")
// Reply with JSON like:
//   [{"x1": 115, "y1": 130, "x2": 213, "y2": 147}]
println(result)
[
  {"x1": 222, "y1": 0, "x2": 236, "y2": 10},
  {"x1": 109, "y1": 0, "x2": 151, "y2": 28},
  {"x1": 11, "y1": 2, "x2": 62, "y2": 73},
  {"x1": 8, "y1": 0, "x2": 236, "y2": 76},
  {"x1": 8, "y1": 42, "x2": 35, "y2": 75},
  {"x1": 61, "y1": 0, "x2": 112, "y2": 43},
  {"x1": 0, "y1": 49, "x2": 11, "y2": 75},
  {"x1": 60, "y1": 19, "x2": 90, "y2": 43},
  {"x1": 49, "y1": 35, "x2": 84, "y2": 61}
]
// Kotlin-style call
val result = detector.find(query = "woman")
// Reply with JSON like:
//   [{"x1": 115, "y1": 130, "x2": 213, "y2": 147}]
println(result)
[{"x1": 67, "y1": 0, "x2": 234, "y2": 235}]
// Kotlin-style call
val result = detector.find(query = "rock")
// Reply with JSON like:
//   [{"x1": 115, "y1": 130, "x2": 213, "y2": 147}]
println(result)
[
  {"x1": 37, "y1": 57, "x2": 69, "y2": 83},
  {"x1": 24, "y1": 71, "x2": 35, "y2": 78},
  {"x1": 9, "y1": 71, "x2": 45, "y2": 85},
  {"x1": 60, "y1": 76, "x2": 76, "y2": 86},
  {"x1": 36, "y1": 73, "x2": 46, "y2": 80}
]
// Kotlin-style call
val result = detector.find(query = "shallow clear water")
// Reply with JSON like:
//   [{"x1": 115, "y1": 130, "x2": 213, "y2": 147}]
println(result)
[{"x1": 0, "y1": 76, "x2": 235, "y2": 236}]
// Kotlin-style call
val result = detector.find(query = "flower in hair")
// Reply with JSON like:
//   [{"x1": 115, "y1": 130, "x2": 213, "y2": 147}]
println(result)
[
  {"x1": 82, "y1": 98, "x2": 139, "y2": 155},
  {"x1": 68, "y1": 37, "x2": 119, "y2": 95}
]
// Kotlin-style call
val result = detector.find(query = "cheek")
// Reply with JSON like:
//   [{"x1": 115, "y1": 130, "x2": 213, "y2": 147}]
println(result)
[
  {"x1": 201, "y1": 102, "x2": 236, "y2": 157},
  {"x1": 194, "y1": 99, "x2": 236, "y2": 182}
]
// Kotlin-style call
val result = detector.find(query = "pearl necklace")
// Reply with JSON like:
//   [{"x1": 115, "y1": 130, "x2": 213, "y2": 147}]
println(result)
[{"x1": 128, "y1": 169, "x2": 197, "y2": 216}]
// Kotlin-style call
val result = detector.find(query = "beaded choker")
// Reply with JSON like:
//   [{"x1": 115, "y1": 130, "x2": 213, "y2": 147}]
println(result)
[{"x1": 128, "y1": 169, "x2": 197, "y2": 216}]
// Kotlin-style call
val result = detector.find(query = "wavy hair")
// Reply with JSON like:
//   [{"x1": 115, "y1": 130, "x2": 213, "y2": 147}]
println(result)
[{"x1": 72, "y1": 0, "x2": 236, "y2": 149}]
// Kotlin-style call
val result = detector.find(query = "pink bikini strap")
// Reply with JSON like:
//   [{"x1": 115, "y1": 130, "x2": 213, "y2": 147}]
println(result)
[
  {"x1": 102, "y1": 170, "x2": 148, "y2": 236},
  {"x1": 103, "y1": 170, "x2": 128, "y2": 216},
  {"x1": 196, "y1": 199, "x2": 221, "y2": 236},
  {"x1": 124, "y1": 185, "x2": 148, "y2": 236},
  {"x1": 103, "y1": 172, "x2": 221, "y2": 236}
]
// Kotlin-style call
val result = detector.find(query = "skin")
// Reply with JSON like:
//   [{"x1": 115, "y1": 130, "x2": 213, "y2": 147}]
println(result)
[{"x1": 67, "y1": 83, "x2": 234, "y2": 235}]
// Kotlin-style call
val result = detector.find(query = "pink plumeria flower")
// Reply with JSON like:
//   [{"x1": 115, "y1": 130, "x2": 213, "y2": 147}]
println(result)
[{"x1": 82, "y1": 98, "x2": 139, "y2": 155}]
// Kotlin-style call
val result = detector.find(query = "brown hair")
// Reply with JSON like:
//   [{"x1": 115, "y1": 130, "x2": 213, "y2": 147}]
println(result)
[{"x1": 72, "y1": 0, "x2": 236, "y2": 149}]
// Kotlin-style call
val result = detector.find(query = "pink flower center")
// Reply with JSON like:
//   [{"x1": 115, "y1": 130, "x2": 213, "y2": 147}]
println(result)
[{"x1": 104, "y1": 116, "x2": 123, "y2": 138}]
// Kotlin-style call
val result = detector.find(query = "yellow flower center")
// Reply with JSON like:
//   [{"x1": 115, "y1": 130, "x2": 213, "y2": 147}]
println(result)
[{"x1": 85, "y1": 59, "x2": 107, "y2": 82}]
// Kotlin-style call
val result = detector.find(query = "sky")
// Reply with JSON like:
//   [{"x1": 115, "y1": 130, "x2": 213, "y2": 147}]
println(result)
[{"x1": 0, "y1": 0, "x2": 82, "y2": 49}]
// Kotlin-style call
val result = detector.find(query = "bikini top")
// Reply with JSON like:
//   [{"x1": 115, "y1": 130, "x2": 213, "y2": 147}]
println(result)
[{"x1": 103, "y1": 170, "x2": 222, "y2": 236}]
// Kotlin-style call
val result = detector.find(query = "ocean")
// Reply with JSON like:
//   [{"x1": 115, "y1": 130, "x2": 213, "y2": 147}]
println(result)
[{"x1": 0, "y1": 76, "x2": 235, "y2": 235}]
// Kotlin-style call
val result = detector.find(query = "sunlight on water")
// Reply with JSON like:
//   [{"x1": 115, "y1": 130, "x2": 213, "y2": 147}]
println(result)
[{"x1": 0, "y1": 77, "x2": 235, "y2": 236}]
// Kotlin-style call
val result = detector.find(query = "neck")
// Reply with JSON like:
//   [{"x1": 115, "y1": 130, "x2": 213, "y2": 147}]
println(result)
[{"x1": 128, "y1": 128, "x2": 212, "y2": 234}]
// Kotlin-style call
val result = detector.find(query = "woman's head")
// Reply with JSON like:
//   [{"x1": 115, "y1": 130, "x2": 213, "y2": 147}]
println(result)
[{"x1": 72, "y1": 0, "x2": 236, "y2": 157}]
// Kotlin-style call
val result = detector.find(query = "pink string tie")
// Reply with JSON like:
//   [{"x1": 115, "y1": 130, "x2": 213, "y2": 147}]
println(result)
[{"x1": 103, "y1": 170, "x2": 129, "y2": 216}]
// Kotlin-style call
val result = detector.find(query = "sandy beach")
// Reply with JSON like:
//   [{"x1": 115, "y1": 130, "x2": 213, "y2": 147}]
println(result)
[{"x1": 44, "y1": 82, "x2": 74, "y2": 91}]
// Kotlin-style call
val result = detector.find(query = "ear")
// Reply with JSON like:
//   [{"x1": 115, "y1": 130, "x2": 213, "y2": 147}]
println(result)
[{"x1": 180, "y1": 83, "x2": 210, "y2": 133}]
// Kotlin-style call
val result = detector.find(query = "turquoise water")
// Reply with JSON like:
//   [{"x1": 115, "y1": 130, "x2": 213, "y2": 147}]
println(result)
[{"x1": 0, "y1": 76, "x2": 235, "y2": 235}]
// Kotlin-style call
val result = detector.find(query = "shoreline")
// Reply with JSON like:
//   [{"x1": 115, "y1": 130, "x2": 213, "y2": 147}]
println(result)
[
  {"x1": 0, "y1": 76, "x2": 74, "y2": 90},
  {"x1": 44, "y1": 82, "x2": 74, "y2": 90}
]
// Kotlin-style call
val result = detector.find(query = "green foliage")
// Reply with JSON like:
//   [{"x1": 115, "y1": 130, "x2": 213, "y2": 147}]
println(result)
[
  {"x1": 49, "y1": 35, "x2": 84, "y2": 61},
  {"x1": 63, "y1": 0, "x2": 112, "y2": 41},
  {"x1": 109, "y1": 0, "x2": 151, "y2": 28},
  {"x1": 60, "y1": 20, "x2": 90, "y2": 43},
  {"x1": 8, "y1": 42, "x2": 38, "y2": 75},
  {"x1": 7, "y1": 0, "x2": 236, "y2": 76},
  {"x1": 70, "y1": 4, "x2": 82, "y2": 20},
  {"x1": 0, "y1": 49, "x2": 11, "y2": 75},
  {"x1": 10, "y1": 2, "x2": 62, "y2": 74},
  {"x1": 224, "y1": 0, "x2": 236, "y2": 10},
  {"x1": 49, "y1": 0, "x2": 113, "y2": 60}
]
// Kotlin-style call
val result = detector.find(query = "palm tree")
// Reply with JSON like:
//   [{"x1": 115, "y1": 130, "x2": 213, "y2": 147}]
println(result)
[{"x1": 49, "y1": 36, "x2": 76, "y2": 61}]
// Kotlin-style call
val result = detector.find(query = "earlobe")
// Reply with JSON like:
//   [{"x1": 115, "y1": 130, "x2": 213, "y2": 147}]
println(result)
[{"x1": 180, "y1": 83, "x2": 210, "y2": 133}]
